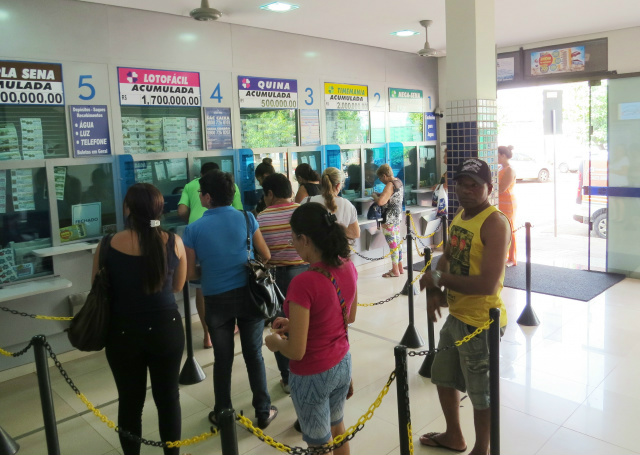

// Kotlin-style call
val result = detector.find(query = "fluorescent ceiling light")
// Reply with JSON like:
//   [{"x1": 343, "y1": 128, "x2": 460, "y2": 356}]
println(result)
[
  {"x1": 260, "y1": 2, "x2": 299, "y2": 12},
  {"x1": 391, "y1": 30, "x2": 419, "y2": 37}
]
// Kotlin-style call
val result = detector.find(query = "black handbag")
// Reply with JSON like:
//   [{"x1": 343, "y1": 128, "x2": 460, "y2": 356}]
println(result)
[
  {"x1": 67, "y1": 234, "x2": 113, "y2": 351},
  {"x1": 242, "y1": 211, "x2": 284, "y2": 320}
]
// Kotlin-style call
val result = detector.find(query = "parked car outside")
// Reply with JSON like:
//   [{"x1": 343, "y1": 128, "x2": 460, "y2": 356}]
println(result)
[
  {"x1": 573, "y1": 152, "x2": 608, "y2": 238},
  {"x1": 510, "y1": 152, "x2": 553, "y2": 182}
]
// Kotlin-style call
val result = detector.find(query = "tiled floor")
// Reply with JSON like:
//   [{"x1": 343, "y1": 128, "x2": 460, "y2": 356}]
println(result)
[{"x1": 2, "y1": 255, "x2": 640, "y2": 455}]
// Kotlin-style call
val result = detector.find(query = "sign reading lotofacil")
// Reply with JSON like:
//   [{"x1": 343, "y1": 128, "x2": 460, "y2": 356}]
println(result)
[{"x1": 118, "y1": 67, "x2": 201, "y2": 107}]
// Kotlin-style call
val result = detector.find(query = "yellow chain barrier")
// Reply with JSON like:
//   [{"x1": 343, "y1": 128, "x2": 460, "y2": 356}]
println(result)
[
  {"x1": 409, "y1": 215, "x2": 438, "y2": 240},
  {"x1": 237, "y1": 371, "x2": 396, "y2": 453},
  {"x1": 35, "y1": 315, "x2": 74, "y2": 321},
  {"x1": 77, "y1": 391, "x2": 218, "y2": 448},
  {"x1": 408, "y1": 422, "x2": 414, "y2": 455},
  {"x1": 0, "y1": 348, "x2": 15, "y2": 357},
  {"x1": 454, "y1": 318, "x2": 493, "y2": 346},
  {"x1": 349, "y1": 238, "x2": 405, "y2": 260}
]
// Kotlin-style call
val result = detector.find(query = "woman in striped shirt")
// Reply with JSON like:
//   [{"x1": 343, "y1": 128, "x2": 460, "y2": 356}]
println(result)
[{"x1": 257, "y1": 173, "x2": 308, "y2": 393}]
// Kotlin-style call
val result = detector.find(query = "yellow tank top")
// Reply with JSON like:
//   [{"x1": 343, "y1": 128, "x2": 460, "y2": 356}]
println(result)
[{"x1": 446, "y1": 205, "x2": 508, "y2": 328}]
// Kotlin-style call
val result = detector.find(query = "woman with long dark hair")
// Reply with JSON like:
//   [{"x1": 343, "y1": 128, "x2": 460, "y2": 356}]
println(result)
[
  {"x1": 265, "y1": 202, "x2": 358, "y2": 455},
  {"x1": 254, "y1": 157, "x2": 276, "y2": 214},
  {"x1": 294, "y1": 163, "x2": 322, "y2": 203},
  {"x1": 92, "y1": 183, "x2": 187, "y2": 455}
]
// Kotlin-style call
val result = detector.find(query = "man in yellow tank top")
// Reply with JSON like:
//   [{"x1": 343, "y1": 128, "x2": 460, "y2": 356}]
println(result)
[{"x1": 418, "y1": 158, "x2": 510, "y2": 455}]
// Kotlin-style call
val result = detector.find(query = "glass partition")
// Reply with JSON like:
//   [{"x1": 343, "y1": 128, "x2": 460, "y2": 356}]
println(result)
[
  {"x1": 193, "y1": 155, "x2": 235, "y2": 177},
  {"x1": 0, "y1": 167, "x2": 53, "y2": 284},
  {"x1": 341, "y1": 147, "x2": 361, "y2": 202},
  {"x1": 418, "y1": 145, "x2": 438, "y2": 188},
  {"x1": 252, "y1": 151, "x2": 287, "y2": 187},
  {"x1": 370, "y1": 111, "x2": 386, "y2": 143},
  {"x1": 0, "y1": 106, "x2": 68, "y2": 160},
  {"x1": 326, "y1": 110, "x2": 370, "y2": 144},
  {"x1": 56, "y1": 163, "x2": 117, "y2": 240},
  {"x1": 240, "y1": 109, "x2": 298, "y2": 148},
  {"x1": 290, "y1": 150, "x2": 321, "y2": 196},
  {"x1": 364, "y1": 146, "x2": 386, "y2": 195},
  {"x1": 389, "y1": 112, "x2": 424, "y2": 142},
  {"x1": 403, "y1": 146, "x2": 419, "y2": 206},
  {"x1": 121, "y1": 106, "x2": 203, "y2": 154}
]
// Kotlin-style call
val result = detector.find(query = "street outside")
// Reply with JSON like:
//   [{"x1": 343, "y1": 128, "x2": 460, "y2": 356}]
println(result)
[{"x1": 509, "y1": 171, "x2": 607, "y2": 271}]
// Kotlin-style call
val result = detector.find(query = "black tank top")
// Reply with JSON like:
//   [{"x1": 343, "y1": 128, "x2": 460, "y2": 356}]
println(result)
[
  {"x1": 302, "y1": 182, "x2": 322, "y2": 197},
  {"x1": 107, "y1": 234, "x2": 179, "y2": 316}
]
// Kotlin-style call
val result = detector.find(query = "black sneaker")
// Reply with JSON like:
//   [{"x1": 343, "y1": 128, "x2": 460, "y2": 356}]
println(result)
[
  {"x1": 257, "y1": 405, "x2": 278, "y2": 429},
  {"x1": 293, "y1": 419, "x2": 301, "y2": 433}
]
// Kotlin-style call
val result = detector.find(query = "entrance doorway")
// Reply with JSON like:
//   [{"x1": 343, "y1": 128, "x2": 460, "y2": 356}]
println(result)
[{"x1": 497, "y1": 81, "x2": 607, "y2": 271}]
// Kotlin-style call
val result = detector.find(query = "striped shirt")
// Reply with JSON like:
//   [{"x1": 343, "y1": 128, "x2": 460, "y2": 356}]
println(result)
[{"x1": 257, "y1": 202, "x2": 305, "y2": 267}]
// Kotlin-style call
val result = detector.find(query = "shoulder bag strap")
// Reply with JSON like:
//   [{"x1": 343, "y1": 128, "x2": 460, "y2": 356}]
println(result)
[
  {"x1": 98, "y1": 234, "x2": 113, "y2": 269},
  {"x1": 242, "y1": 210, "x2": 251, "y2": 259},
  {"x1": 309, "y1": 266, "x2": 349, "y2": 339}
]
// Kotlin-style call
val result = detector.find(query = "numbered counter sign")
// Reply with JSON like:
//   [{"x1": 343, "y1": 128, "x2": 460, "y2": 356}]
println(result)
[
  {"x1": 0, "y1": 61, "x2": 64, "y2": 105},
  {"x1": 117, "y1": 67, "x2": 201, "y2": 107}
]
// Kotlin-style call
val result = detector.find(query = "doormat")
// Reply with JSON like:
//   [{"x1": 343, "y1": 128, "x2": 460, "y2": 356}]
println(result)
[{"x1": 410, "y1": 258, "x2": 625, "y2": 302}]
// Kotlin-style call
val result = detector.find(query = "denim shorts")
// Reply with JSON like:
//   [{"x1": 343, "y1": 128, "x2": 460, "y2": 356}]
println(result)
[
  {"x1": 289, "y1": 352, "x2": 352, "y2": 445},
  {"x1": 431, "y1": 315, "x2": 504, "y2": 410}
]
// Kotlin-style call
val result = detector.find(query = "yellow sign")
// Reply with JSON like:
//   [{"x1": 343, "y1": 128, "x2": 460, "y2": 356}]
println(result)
[{"x1": 324, "y1": 82, "x2": 368, "y2": 110}]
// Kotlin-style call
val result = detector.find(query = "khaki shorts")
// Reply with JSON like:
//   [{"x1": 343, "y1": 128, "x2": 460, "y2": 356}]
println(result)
[{"x1": 431, "y1": 314, "x2": 504, "y2": 410}]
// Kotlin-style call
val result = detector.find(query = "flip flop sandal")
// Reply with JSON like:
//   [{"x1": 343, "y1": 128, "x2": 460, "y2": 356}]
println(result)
[
  {"x1": 419, "y1": 432, "x2": 467, "y2": 453},
  {"x1": 382, "y1": 272, "x2": 400, "y2": 278}
]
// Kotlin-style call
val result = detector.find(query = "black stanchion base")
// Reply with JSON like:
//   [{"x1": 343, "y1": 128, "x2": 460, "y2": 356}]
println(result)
[
  {"x1": 179, "y1": 356, "x2": 206, "y2": 385},
  {"x1": 517, "y1": 305, "x2": 540, "y2": 326},
  {"x1": 417, "y1": 353, "x2": 435, "y2": 378},
  {"x1": 400, "y1": 280, "x2": 420, "y2": 296},
  {"x1": 400, "y1": 324, "x2": 425, "y2": 349},
  {"x1": 0, "y1": 425, "x2": 19, "y2": 455}
]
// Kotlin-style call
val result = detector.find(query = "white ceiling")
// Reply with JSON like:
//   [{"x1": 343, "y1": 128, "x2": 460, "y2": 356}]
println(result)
[{"x1": 77, "y1": 0, "x2": 640, "y2": 55}]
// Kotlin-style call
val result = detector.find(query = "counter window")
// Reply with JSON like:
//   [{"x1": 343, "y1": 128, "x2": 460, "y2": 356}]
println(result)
[
  {"x1": 419, "y1": 145, "x2": 438, "y2": 188},
  {"x1": 121, "y1": 106, "x2": 203, "y2": 154},
  {"x1": 326, "y1": 110, "x2": 370, "y2": 144},
  {"x1": 341, "y1": 148, "x2": 361, "y2": 201},
  {"x1": 193, "y1": 156, "x2": 235, "y2": 177},
  {"x1": 240, "y1": 109, "x2": 298, "y2": 148},
  {"x1": 389, "y1": 112, "x2": 424, "y2": 142},
  {"x1": 0, "y1": 106, "x2": 68, "y2": 160},
  {"x1": 364, "y1": 146, "x2": 386, "y2": 195},
  {"x1": 0, "y1": 167, "x2": 53, "y2": 284},
  {"x1": 403, "y1": 146, "x2": 418, "y2": 205},
  {"x1": 55, "y1": 164, "x2": 117, "y2": 241},
  {"x1": 253, "y1": 152, "x2": 288, "y2": 189},
  {"x1": 290, "y1": 151, "x2": 321, "y2": 196},
  {"x1": 370, "y1": 111, "x2": 386, "y2": 143}
]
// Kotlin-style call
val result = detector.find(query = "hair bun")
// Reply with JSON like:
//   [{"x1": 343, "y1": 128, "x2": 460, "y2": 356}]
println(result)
[
  {"x1": 263, "y1": 157, "x2": 273, "y2": 165},
  {"x1": 507, "y1": 145, "x2": 514, "y2": 151}
]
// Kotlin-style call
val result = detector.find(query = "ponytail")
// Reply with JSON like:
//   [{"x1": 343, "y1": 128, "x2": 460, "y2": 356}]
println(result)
[{"x1": 321, "y1": 167, "x2": 343, "y2": 213}]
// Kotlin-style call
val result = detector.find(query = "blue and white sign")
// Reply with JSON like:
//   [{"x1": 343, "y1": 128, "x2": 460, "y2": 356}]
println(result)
[
  {"x1": 425, "y1": 113, "x2": 437, "y2": 141},
  {"x1": 70, "y1": 105, "x2": 111, "y2": 157},
  {"x1": 72, "y1": 202, "x2": 102, "y2": 237},
  {"x1": 204, "y1": 107, "x2": 233, "y2": 149}
]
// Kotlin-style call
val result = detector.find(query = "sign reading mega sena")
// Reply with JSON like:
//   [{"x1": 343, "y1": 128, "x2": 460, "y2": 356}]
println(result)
[
  {"x1": 0, "y1": 61, "x2": 64, "y2": 105},
  {"x1": 324, "y1": 83, "x2": 368, "y2": 111},
  {"x1": 238, "y1": 76, "x2": 298, "y2": 109},
  {"x1": 118, "y1": 67, "x2": 201, "y2": 107}
]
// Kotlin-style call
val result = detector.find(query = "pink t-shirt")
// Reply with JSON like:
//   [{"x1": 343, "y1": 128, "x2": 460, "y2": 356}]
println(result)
[{"x1": 285, "y1": 260, "x2": 358, "y2": 376}]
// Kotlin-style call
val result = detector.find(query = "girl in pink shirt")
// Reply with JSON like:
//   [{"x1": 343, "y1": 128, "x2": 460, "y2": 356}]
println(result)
[{"x1": 265, "y1": 202, "x2": 358, "y2": 454}]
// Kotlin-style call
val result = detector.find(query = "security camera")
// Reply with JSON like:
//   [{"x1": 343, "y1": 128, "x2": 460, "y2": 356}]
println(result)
[{"x1": 433, "y1": 107, "x2": 444, "y2": 118}]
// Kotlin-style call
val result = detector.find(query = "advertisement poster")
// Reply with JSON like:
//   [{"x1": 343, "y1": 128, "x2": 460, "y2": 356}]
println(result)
[
  {"x1": 0, "y1": 61, "x2": 64, "y2": 105},
  {"x1": 531, "y1": 46, "x2": 585, "y2": 76},
  {"x1": 300, "y1": 109, "x2": 320, "y2": 146},
  {"x1": 0, "y1": 123, "x2": 20, "y2": 160},
  {"x1": 497, "y1": 57, "x2": 515, "y2": 82},
  {"x1": 204, "y1": 107, "x2": 233, "y2": 149},
  {"x1": 20, "y1": 118, "x2": 44, "y2": 159},
  {"x1": 71, "y1": 105, "x2": 111, "y2": 157},
  {"x1": 324, "y1": 83, "x2": 368, "y2": 111},
  {"x1": 54, "y1": 166, "x2": 66, "y2": 201},
  {"x1": 72, "y1": 202, "x2": 102, "y2": 237},
  {"x1": 0, "y1": 172, "x2": 6, "y2": 213},
  {"x1": 425, "y1": 113, "x2": 437, "y2": 141},
  {"x1": 117, "y1": 67, "x2": 201, "y2": 107},
  {"x1": 389, "y1": 88, "x2": 423, "y2": 113},
  {"x1": 10, "y1": 169, "x2": 35, "y2": 211},
  {"x1": 238, "y1": 76, "x2": 298, "y2": 109}
]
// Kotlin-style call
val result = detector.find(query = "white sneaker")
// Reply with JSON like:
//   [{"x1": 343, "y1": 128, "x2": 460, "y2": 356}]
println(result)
[{"x1": 280, "y1": 380, "x2": 290, "y2": 394}]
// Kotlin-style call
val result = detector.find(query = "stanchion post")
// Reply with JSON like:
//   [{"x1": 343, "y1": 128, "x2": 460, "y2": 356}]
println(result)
[
  {"x1": 179, "y1": 285, "x2": 206, "y2": 385},
  {"x1": 489, "y1": 308, "x2": 501, "y2": 455},
  {"x1": 439, "y1": 214, "x2": 448, "y2": 250},
  {"x1": 32, "y1": 335, "x2": 60, "y2": 455},
  {"x1": 394, "y1": 345, "x2": 411, "y2": 455},
  {"x1": 219, "y1": 409, "x2": 239, "y2": 455},
  {"x1": 400, "y1": 211, "x2": 424, "y2": 348},
  {"x1": 0, "y1": 425, "x2": 19, "y2": 455},
  {"x1": 418, "y1": 247, "x2": 436, "y2": 378},
  {"x1": 517, "y1": 222, "x2": 540, "y2": 326}
]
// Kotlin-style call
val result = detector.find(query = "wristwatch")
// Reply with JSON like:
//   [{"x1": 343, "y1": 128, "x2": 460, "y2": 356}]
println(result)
[{"x1": 432, "y1": 270, "x2": 442, "y2": 288}]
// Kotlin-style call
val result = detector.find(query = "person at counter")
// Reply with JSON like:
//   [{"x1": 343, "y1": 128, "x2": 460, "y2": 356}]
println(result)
[
  {"x1": 94, "y1": 183, "x2": 187, "y2": 455},
  {"x1": 254, "y1": 157, "x2": 275, "y2": 215},
  {"x1": 178, "y1": 161, "x2": 242, "y2": 349},
  {"x1": 372, "y1": 164, "x2": 404, "y2": 278},
  {"x1": 294, "y1": 163, "x2": 322, "y2": 203},
  {"x1": 301, "y1": 167, "x2": 360, "y2": 240}
]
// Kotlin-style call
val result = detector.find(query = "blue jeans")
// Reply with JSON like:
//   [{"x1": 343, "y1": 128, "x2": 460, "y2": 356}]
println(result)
[
  {"x1": 273, "y1": 264, "x2": 309, "y2": 384},
  {"x1": 205, "y1": 286, "x2": 271, "y2": 420}
]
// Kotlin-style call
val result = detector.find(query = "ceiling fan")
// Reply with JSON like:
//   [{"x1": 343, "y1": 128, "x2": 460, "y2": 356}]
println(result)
[
  {"x1": 417, "y1": 20, "x2": 445, "y2": 57},
  {"x1": 190, "y1": 0, "x2": 222, "y2": 21}
]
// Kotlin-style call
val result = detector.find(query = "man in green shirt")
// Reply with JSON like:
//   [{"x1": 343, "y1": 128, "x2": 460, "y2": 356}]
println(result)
[{"x1": 178, "y1": 161, "x2": 243, "y2": 348}]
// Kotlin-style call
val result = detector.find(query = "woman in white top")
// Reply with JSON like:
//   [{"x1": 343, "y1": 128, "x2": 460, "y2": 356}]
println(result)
[{"x1": 303, "y1": 167, "x2": 360, "y2": 240}]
